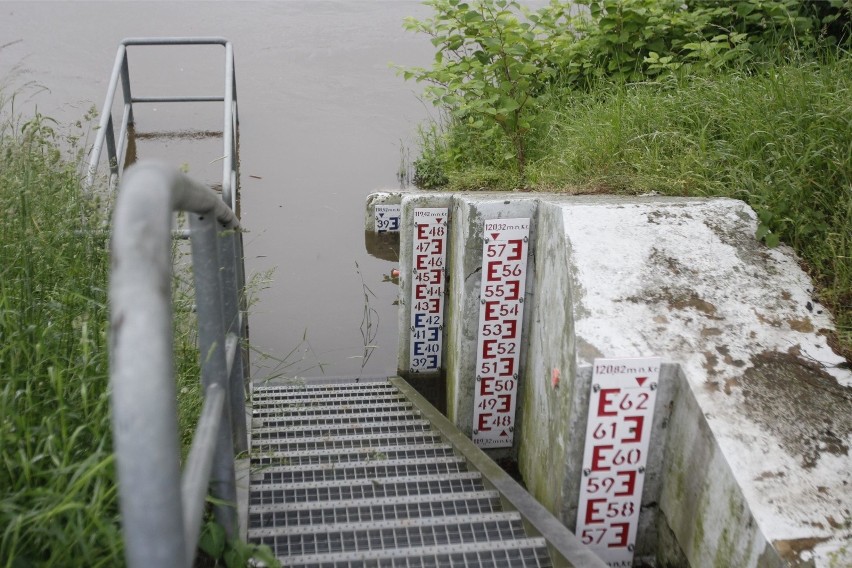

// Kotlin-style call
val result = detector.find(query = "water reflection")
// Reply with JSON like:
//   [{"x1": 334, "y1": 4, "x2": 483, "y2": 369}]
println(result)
[{"x1": 364, "y1": 230, "x2": 400, "y2": 262}]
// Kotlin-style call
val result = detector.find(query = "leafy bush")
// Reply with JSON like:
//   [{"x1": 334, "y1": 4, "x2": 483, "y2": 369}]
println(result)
[
  {"x1": 402, "y1": 0, "x2": 851, "y2": 350},
  {"x1": 402, "y1": 0, "x2": 554, "y2": 176},
  {"x1": 402, "y1": 0, "x2": 851, "y2": 179}
]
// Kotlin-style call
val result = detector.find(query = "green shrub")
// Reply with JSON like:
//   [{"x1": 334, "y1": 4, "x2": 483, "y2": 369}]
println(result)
[
  {"x1": 402, "y1": 0, "x2": 851, "y2": 180},
  {"x1": 401, "y1": 0, "x2": 555, "y2": 177}
]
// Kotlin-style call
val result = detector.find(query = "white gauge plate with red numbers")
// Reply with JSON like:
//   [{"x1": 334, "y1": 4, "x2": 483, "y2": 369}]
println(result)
[
  {"x1": 471, "y1": 218, "x2": 530, "y2": 448},
  {"x1": 576, "y1": 357, "x2": 661, "y2": 567},
  {"x1": 375, "y1": 204, "x2": 401, "y2": 233},
  {"x1": 408, "y1": 208, "x2": 448, "y2": 373}
]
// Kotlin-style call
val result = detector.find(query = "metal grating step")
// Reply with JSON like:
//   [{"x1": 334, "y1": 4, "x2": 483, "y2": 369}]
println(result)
[
  {"x1": 252, "y1": 409, "x2": 422, "y2": 431},
  {"x1": 252, "y1": 419, "x2": 431, "y2": 441},
  {"x1": 252, "y1": 513, "x2": 527, "y2": 557},
  {"x1": 275, "y1": 538, "x2": 553, "y2": 568},
  {"x1": 252, "y1": 394, "x2": 406, "y2": 409},
  {"x1": 252, "y1": 385, "x2": 398, "y2": 401},
  {"x1": 242, "y1": 379, "x2": 613, "y2": 568},
  {"x1": 251, "y1": 456, "x2": 468, "y2": 484},
  {"x1": 249, "y1": 491, "x2": 503, "y2": 528},
  {"x1": 251, "y1": 431, "x2": 443, "y2": 453},
  {"x1": 252, "y1": 401, "x2": 414, "y2": 419},
  {"x1": 254, "y1": 381, "x2": 392, "y2": 393},
  {"x1": 250, "y1": 473, "x2": 486, "y2": 506},
  {"x1": 251, "y1": 443, "x2": 457, "y2": 467}
]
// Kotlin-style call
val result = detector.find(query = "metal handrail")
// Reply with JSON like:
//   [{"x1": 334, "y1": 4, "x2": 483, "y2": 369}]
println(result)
[
  {"x1": 85, "y1": 37, "x2": 240, "y2": 214},
  {"x1": 90, "y1": 36, "x2": 250, "y2": 451},
  {"x1": 109, "y1": 161, "x2": 246, "y2": 567}
]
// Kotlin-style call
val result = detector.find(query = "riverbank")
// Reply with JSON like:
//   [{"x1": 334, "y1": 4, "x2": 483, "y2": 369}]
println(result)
[{"x1": 404, "y1": 2, "x2": 852, "y2": 357}]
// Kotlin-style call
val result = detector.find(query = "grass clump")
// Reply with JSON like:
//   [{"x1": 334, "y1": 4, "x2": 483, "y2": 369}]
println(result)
[
  {"x1": 0, "y1": 111, "x2": 123, "y2": 565},
  {"x1": 0, "y1": 105, "x2": 208, "y2": 564}
]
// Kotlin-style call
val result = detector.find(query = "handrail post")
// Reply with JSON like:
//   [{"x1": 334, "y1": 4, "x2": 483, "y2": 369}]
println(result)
[
  {"x1": 236, "y1": 231, "x2": 251, "y2": 388},
  {"x1": 87, "y1": 44, "x2": 126, "y2": 188},
  {"x1": 105, "y1": 115, "x2": 119, "y2": 179},
  {"x1": 219, "y1": 228, "x2": 248, "y2": 453},
  {"x1": 188, "y1": 212, "x2": 238, "y2": 538},
  {"x1": 120, "y1": 51, "x2": 135, "y2": 126},
  {"x1": 222, "y1": 42, "x2": 236, "y2": 213}
]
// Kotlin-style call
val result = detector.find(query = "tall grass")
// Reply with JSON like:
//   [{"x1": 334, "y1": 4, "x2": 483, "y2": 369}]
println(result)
[
  {"x1": 422, "y1": 54, "x2": 852, "y2": 351},
  {"x1": 0, "y1": 110, "x2": 122, "y2": 565},
  {"x1": 0, "y1": 105, "x2": 204, "y2": 564}
]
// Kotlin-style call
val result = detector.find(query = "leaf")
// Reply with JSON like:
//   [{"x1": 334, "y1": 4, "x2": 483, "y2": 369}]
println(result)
[
  {"x1": 765, "y1": 233, "x2": 780, "y2": 248},
  {"x1": 224, "y1": 546, "x2": 247, "y2": 568},
  {"x1": 199, "y1": 522, "x2": 226, "y2": 558},
  {"x1": 252, "y1": 544, "x2": 280, "y2": 567},
  {"x1": 736, "y1": 2, "x2": 755, "y2": 17},
  {"x1": 497, "y1": 96, "x2": 520, "y2": 112}
]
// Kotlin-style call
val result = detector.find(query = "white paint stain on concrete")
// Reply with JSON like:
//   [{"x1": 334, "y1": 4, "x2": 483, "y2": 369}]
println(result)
[{"x1": 561, "y1": 197, "x2": 851, "y2": 566}]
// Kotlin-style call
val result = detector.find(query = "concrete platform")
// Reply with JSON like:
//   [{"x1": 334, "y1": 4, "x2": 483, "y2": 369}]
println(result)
[{"x1": 368, "y1": 191, "x2": 852, "y2": 567}]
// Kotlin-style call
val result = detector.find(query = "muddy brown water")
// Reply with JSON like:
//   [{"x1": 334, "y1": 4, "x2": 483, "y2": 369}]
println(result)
[{"x1": 1, "y1": 1, "x2": 438, "y2": 380}]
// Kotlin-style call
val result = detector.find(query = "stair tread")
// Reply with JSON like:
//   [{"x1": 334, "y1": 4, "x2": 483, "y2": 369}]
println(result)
[
  {"x1": 252, "y1": 430, "x2": 442, "y2": 450},
  {"x1": 251, "y1": 457, "x2": 467, "y2": 484},
  {"x1": 253, "y1": 419, "x2": 430, "y2": 437},
  {"x1": 249, "y1": 490, "x2": 502, "y2": 514},
  {"x1": 249, "y1": 492, "x2": 503, "y2": 528},
  {"x1": 249, "y1": 511, "x2": 521, "y2": 537},
  {"x1": 251, "y1": 471, "x2": 482, "y2": 493},
  {"x1": 250, "y1": 475, "x2": 487, "y2": 506},
  {"x1": 273, "y1": 537, "x2": 552, "y2": 567},
  {"x1": 252, "y1": 410, "x2": 423, "y2": 430},
  {"x1": 252, "y1": 442, "x2": 454, "y2": 460}
]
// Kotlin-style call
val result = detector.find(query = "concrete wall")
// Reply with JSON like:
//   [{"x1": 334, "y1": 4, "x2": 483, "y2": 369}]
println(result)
[
  {"x1": 370, "y1": 191, "x2": 852, "y2": 567},
  {"x1": 442, "y1": 196, "x2": 538, "y2": 439}
]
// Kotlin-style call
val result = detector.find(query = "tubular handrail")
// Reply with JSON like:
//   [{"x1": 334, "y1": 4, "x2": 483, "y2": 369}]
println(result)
[
  {"x1": 85, "y1": 37, "x2": 240, "y2": 214},
  {"x1": 109, "y1": 161, "x2": 246, "y2": 567}
]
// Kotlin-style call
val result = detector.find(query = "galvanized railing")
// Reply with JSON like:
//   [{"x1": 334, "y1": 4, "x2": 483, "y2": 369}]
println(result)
[
  {"x1": 86, "y1": 37, "x2": 240, "y2": 215},
  {"x1": 96, "y1": 38, "x2": 249, "y2": 567},
  {"x1": 109, "y1": 161, "x2": 247, "y2": 567}
]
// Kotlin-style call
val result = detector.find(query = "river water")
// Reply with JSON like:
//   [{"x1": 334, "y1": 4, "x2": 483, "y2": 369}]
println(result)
[{"x1": 0, "y1": 1, "x2": 435, "y2": 380}]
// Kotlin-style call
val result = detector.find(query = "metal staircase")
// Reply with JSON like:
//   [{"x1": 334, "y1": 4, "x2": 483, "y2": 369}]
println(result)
[
  {"x1": 246, "y1": 378, "x2": 604, "y2": 568},
  {"x1": 100, "y1": 37, "x2": 606, "y2": 568}
]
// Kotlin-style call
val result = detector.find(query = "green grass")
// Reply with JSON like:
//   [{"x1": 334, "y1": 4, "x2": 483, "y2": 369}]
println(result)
[
  {"x1": 0, "y1": 105, "x2": 203, "y2": 565},
  {"x1": 418, "y1": 53, "x2": 852, "y2": 353},
  {"x1": 0, "y1": 110, "x2": 122, "y2": 565}
]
